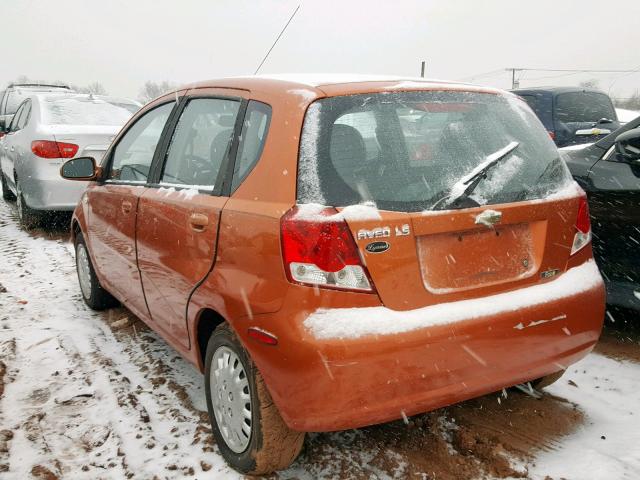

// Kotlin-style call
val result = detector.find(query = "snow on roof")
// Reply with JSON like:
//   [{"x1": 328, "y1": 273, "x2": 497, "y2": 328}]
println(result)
[
  {"x1": 224, "y1": 73, "x2": 494, "y2": 91},
  {"x1": 251, "y1": 73, "x2": 461, "y2": 87}
]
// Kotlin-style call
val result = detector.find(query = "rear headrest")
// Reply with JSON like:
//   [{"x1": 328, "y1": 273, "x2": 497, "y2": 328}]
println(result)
[{"x1": 329, "y1": 124, "x2": 366, "y2": 167}]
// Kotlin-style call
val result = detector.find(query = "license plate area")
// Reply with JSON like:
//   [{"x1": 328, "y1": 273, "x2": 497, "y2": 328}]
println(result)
[{"x1": 417, "y1": 223, "x2": 537, "y2": 294}]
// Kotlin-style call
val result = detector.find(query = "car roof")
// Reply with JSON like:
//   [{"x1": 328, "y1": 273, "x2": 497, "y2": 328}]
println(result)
[{"x1": 180, "y1": 74, "x2": 506, "y2": 99}]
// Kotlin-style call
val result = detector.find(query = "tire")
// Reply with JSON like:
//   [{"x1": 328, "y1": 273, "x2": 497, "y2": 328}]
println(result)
[
  {"x1": 16, "y1": 178, "x2": 41, "y2": 229},
  {"x1": 74, "y1": 232, "x2": 118, "y2": 310},
  {"x1": 1, "y1": 171, "x2": 16, "y2": 202},
  {"x1": 204, "y1": 324, "x2": 305, "y2": 475}
]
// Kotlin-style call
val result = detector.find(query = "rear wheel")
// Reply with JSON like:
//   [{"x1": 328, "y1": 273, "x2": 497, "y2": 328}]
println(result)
[
  {"x1": 75, "y1": 232, "x2": 118, "y2": 310},
  {"x1": 1, "y1": 171, "x2": 16, "y2": 201},
  {"x1": 204, "y1": 324, "x2": 305, "y2": 475},
  {"x1": 16, "y1": 179, "x2": 41, "y2": 229}
]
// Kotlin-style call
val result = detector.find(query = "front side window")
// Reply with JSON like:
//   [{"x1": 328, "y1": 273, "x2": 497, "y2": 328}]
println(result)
[
  {"x1": 231, "y1": 101, "x2": 271, "y2": 191},
  {"x1": 298, "y1": 91, "x2": 572, "y2": 212},
  {"x1": 161, "y1": 98, "x2": 240, "y2": 189},
  {"x1": 108, "y1": 102, "x2": 173, "y2": 183}
]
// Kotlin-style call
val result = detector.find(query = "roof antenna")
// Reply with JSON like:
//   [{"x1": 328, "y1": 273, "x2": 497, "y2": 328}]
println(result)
[{"x1": 254, "y1": 4, "x2": 301, "y2": 75}]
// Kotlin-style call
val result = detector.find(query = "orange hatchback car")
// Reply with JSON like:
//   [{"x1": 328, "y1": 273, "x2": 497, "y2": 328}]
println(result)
[{"x1": 61, "y1": 75, "x2": 605, "y2": 474}]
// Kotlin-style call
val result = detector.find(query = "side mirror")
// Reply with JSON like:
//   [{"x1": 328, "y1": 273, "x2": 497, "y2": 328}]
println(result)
[
  {"x1": 60, "y1": 156, "x2": 101, "y2": 181},
  {"x1": 615, "y1": 128, "x2": 640, "y2": 164},
  {"x1": 0, "y1": 116, "x2": 9, "y2": 134}
]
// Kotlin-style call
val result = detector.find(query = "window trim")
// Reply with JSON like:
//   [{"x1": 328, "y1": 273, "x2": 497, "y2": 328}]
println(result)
[
  {"x1": 146, "y1": 93, "x2": 247, "y2": 197},
  {"x1": 230, "y1": 100, "x2": 272, "y2": 193},
  {"x1": 100, "y1": 100, "x2": 180, "y2": 186},
  {"x1": 18, "y1": 100, "x2": 32, "y2": 130}
]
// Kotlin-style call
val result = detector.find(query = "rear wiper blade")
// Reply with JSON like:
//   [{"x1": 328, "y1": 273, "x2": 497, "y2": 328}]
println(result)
[{"x1": 444, "y1": 141, "x2": 520, "y2": 207}]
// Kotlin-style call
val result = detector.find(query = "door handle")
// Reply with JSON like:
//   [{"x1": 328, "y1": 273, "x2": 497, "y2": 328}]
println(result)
[
  {"x1": 189, "y1": 213, "x2": 209, "y2": 232},
  {"x1": 121, "y1": 200, "x2": 133, "y2": 214}
]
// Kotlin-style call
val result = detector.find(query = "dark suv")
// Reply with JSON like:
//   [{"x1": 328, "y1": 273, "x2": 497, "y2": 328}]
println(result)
[{"x1": 511, "y1": 87, "x2": 620, "y2": 148}]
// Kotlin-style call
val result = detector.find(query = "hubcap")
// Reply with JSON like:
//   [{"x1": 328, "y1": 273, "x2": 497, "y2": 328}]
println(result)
[
  {"x1": 76, "y1": 243, "x2": 92, "y2": 300},
  {"x1": 210, "y1": 346, "x2": 252, "y2": 453}
]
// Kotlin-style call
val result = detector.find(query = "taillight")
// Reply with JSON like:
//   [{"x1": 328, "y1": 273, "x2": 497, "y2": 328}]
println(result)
[
  {"x1": 281, "y1": 206, "x2": 374, "y2": 292},
  {"x1": 548, "y1": 131, "x2": 556, "y2": 141},
  {"x1": 31, "y1": 140, "x2": 79, "y2": 159},
  {"x1": 570, "y1": 196, "x2": 591, "y2": 255}
]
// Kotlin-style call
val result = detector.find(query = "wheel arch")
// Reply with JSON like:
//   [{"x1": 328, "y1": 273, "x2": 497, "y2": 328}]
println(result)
[
  {"x1": 71, "y1": 218, "x2": 82, "y2": 245},
  {"x1": 195, "y1": 308, "x2": 227, "y2": 372}
]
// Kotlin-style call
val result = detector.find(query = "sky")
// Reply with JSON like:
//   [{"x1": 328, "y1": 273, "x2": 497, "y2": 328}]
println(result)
[{"x1": 2, "y1": 0, "x2": 639, "y2": 101}]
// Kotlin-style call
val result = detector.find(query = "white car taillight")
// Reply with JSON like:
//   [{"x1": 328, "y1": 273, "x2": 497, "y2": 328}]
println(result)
[{"x1": 570, "y1": 196, "x2": 592, "y2": 256}]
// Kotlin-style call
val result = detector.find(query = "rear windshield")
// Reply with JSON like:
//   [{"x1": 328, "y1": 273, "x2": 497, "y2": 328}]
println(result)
[
  {"x1": 41, "y1": 96, "x2": 134, "y2": 126},
  {"x1": 555, "y1": 92, "x2": 616, "y2": 123},
  {"x1": 297, "y1": 91, "x2": 572, "y2": 212}
]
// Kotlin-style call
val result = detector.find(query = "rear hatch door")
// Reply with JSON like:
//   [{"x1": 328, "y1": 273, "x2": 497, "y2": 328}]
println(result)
[{"x1": 341, "y1": 195, "x2": 581, "y2": 311}]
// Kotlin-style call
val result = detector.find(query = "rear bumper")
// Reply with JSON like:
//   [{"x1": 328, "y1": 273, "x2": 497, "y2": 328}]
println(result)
[{"x1": 247, "y1": 261, "x2": 605, "y2": 432}]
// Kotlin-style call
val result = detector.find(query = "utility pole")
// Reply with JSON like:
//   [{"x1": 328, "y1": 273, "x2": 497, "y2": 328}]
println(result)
[
  {"x1": 420, "y1": 61, "x2": 426, "y2": 78},
  {"x1": 505, "y1": 68, "x2": 522, "y2": 89}
]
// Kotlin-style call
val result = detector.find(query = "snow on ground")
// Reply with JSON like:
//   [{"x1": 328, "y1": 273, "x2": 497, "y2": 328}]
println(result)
[
  {"x1": 616, "y1": 108, "x2": 640, "y2": 124},
  {"x1": 529, "y1": 353, "x2": 640, "y2": 480},
  {"x1": 1, "y1": 188, "x2": 640, "y2": 479}
]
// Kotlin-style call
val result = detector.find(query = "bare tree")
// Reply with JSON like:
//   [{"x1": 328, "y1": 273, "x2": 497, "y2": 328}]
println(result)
[
  {"x1": 138, "y1": 81, "x2": 177, "y2": 104},
  {"x1": 614, "y1": 90, "x2": 640, "y2": 110},
  {"x1": 85, "y1": 82, "x2": 108, "y2": 95}
]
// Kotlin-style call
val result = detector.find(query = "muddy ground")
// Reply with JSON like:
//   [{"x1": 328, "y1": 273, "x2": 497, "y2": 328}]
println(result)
[{"x1": 0, "y1": 198, "x2": 639, "y2": 480}]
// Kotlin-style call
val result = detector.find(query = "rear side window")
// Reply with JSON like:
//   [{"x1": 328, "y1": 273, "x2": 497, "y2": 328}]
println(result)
[
  {"x1": 298, "y1": 91, "x2": 571, "y2": 212},
  {"x1": 108, "y1": 102, "x2": 173, "y2": 183},
  {"x1": 231, "y1": 101, "x2": 271, "y2": 191},
  {"x1": 16, "y1": 101, "x2": 31, "y2": 130},
  {"x1": 555, "y1": 92, "x2": 617, "y2": 123},
  {"x1": 9, "y1": 103, "x2": 27, "y2": 132},
  {"x1": 160, "y1": 98, "x2": 240, "y2": 189}
]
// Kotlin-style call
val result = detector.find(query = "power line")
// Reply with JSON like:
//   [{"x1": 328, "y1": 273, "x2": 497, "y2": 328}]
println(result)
[
  {"x1": 457, "y1": 69, "x2": 505, "y2": 82},
  {"x1": 254, "y1": 4, "x2": 301, "y2": 75},
  {"x1": 509, "y1": 68, "x2": 640, "y2": 73}
]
